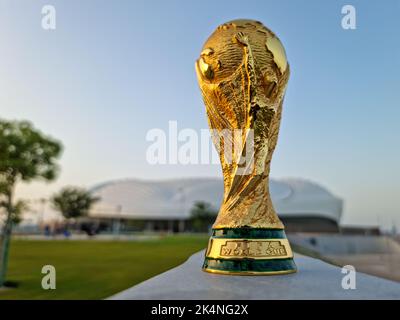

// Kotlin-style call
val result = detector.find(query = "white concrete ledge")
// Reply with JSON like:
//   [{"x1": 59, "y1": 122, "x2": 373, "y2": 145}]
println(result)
[{"x1": 109, "y1": 250, "x2": 400, "y2": 300}]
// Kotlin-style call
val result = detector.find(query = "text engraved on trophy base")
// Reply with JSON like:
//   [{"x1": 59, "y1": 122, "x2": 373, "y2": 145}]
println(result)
[
  {"x1": 220, "y1": 240, "x2": 287, "y2": 258},
  {"x1": 206, "y1": 238, "x2": 293, "y2": 260}
]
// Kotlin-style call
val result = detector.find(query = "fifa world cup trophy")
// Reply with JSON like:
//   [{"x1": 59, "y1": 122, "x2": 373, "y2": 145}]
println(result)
[{"x1": 195, "y1": 19, "x2": 297, "y2": 275}]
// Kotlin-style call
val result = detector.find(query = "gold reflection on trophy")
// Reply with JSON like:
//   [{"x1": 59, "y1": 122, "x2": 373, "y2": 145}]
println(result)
[{"x1": 195, "y1": 19, "x2": 290, "y2": 230}]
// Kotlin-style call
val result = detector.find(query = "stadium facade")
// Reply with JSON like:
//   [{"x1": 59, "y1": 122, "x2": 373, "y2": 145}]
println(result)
[{"x1": 88, "y1": 177, "x2": 343, "y2": 233}]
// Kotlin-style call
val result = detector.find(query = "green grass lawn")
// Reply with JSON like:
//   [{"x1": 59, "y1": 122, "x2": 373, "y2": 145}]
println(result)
[{"x1": 0, "y1": 235, "x2": 208, "y2": 300}]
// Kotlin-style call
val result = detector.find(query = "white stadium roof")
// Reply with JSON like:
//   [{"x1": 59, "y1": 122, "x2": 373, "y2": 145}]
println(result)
[{"x1": 89, "y1": 177, "x2": 342, "y2": 224}]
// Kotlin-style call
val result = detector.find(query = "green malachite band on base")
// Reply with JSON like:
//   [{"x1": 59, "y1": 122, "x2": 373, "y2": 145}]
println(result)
[
  {"x1": 212, "y1": 228, "x2": 287, "y2": 239},
  {"x1": 203, "y1": 228, "x2": 297, "y2": 275},
  {"x1": 203, "y1": 257, "x2": 297, "y2": 275}
]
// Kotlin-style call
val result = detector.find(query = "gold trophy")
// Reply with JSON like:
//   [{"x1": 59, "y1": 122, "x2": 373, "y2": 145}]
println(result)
[{"x1": 195, "y1": 19, "x2": 296, "y2": 275}]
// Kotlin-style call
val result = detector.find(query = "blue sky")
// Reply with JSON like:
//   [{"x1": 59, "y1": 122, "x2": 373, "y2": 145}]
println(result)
[{"x1": 0, "y1": 0, "x2": 399, "y2": 228}]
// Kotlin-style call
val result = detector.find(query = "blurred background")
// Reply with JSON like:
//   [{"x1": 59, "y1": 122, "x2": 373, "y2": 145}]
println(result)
[{"x1": 0, "y1": 0, "x2": 399, "y2": 299}]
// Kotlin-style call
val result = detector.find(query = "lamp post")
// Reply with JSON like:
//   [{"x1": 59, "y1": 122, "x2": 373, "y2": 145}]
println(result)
[{"x1": 113, "y1": 205, "x2": 122, "y2": 237}]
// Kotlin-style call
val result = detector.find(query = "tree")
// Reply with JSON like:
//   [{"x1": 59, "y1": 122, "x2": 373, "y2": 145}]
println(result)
[
  {"x1": 51, "y1": 187, "x2": 100, "y2": 221},
  {"x1": 0, "y1": 119, "x2": 62, "y2": 287},
  {"x1": 189, "y1": 201, "x2": 217, "y2": 233},
  {"x1": 8, "y1": 200, "x2": 28, "y2": 225}
]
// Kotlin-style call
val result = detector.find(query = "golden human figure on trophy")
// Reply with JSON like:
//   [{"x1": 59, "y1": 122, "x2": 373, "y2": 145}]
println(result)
[{"x1": 195, "y1": 19, "x2": 296, "y2": 275}]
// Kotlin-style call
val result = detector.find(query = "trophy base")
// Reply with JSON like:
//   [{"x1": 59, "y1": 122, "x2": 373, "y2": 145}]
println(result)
[{"x1": 202, "y1": 228, "x2": 297, "y2": 276}]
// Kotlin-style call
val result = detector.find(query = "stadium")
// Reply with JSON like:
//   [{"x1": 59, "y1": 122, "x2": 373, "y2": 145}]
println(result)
[{"x1": 87, "y1": 177, "x2": 343, "y2": 233}]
